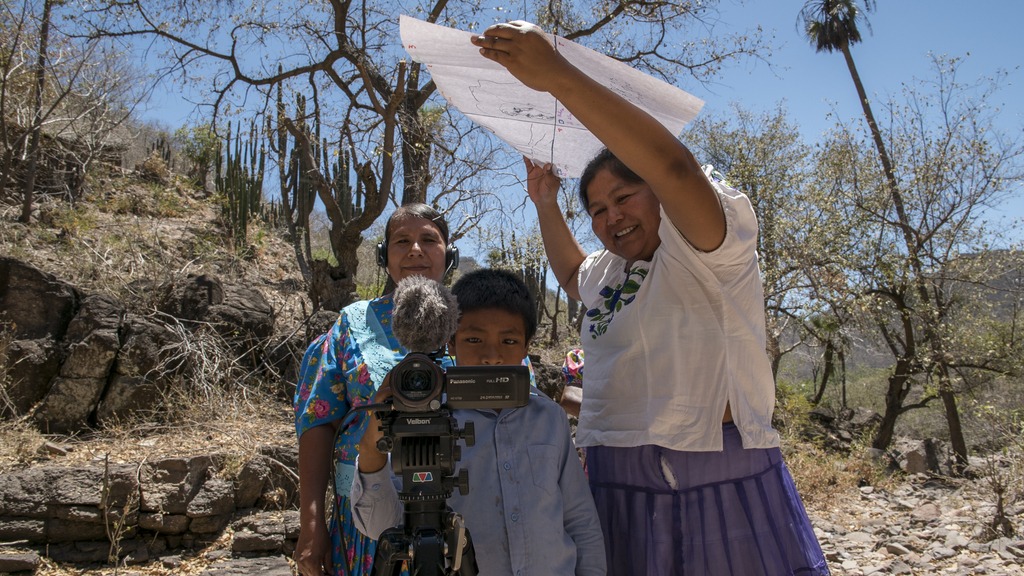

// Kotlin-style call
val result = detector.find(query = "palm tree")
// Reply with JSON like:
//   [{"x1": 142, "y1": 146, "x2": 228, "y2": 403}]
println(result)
[
  {"x1": 799, "y1": 1, "x2": 971, "y2": 473},
  {"x1": 798, "y1": 0, "x2": 909, "y2": 247}
]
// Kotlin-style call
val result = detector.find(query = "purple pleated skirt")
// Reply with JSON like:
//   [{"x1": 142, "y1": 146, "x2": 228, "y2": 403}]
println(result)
[{"x1": 586, "y1": 424, "x2": 830, "y2": 576}]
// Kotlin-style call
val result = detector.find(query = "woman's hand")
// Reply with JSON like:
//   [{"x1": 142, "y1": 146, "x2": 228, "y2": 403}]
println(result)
[
  {"x1": 471, "y1": 20, "x2": 574, "y2": 93},
  {"x1": 524, "y1": 157, "x2": 561, "y2": 209},
  {"x1": 294, "y1": 517, "x2": 332, "y2": 575},
  {"x1": 356, "y1": 380, "x2": 393, "y2": 473}
]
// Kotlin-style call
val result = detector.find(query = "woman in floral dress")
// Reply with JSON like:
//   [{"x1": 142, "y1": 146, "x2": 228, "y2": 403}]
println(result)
[{"x1": 292, "y1": 203, "x2": 457, "y2": 576}]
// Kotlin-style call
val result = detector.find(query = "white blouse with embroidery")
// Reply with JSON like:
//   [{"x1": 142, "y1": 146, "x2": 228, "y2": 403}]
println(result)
[{"x1": 575, "y1": 177, "x2": 781, "y2": 451}]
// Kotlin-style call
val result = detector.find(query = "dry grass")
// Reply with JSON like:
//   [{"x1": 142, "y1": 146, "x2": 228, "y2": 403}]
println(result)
[
  {"x1": 1, "y1": 173, "x2": 304, "y2": 475},
  {"x1": 784, "y1": 439, "x2": 894, "y2": 506},
  {"x1": 0, "y1": 384, "x2": 294, "y2": 474},
  {"x1": 27, "y1": 529, "x2": 247, "y2": 576},
  {"x1": 0, "y1": 370, "x2": 295, "y2": 574}
]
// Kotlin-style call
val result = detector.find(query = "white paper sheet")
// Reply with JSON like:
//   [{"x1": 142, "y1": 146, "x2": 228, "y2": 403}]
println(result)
[{"x1": 399, "y1": 15, "x2": 705, "y2": 178}]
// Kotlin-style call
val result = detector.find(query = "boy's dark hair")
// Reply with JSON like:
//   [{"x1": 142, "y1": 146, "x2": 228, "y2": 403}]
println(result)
[{"x1": 451, "y1": 269, "x2": 537, "y2": 342}]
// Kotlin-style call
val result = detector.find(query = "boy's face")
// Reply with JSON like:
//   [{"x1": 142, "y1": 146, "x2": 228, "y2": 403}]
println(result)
[{"x1": 449, "y1": 308, "x2": 529, "y2": 366}]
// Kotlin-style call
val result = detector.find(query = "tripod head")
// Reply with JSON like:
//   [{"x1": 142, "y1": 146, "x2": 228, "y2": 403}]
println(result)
[{"x1": 370, "y1": 406, "x2": 478, "y2": 576}]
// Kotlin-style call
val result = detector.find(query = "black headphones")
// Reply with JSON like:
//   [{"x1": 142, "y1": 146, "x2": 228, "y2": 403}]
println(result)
[{"x1": 377, "y1": 240, "x2": 460, "y2": 275}]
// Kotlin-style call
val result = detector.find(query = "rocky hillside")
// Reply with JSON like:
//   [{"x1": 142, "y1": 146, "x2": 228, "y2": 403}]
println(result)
[{"x1": 1, "y1": 167, "x2": 1023, "y2": 575}]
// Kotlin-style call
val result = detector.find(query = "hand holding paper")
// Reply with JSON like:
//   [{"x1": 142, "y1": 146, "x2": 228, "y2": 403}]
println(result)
[
  {"x1": 469, "y1": 20, "x2": 572, "y2": 95},
  {"x1": 399, "y1": 15, "x2": 704, "y2": 178}
]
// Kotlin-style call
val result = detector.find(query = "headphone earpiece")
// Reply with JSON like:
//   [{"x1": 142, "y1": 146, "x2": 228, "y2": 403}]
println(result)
[
  {"x1": 376, "y1": 241, "x2": 388, "y2": 268},
  {"x1": 445, "y1": 245, "x2": 459, "y2": 273}
]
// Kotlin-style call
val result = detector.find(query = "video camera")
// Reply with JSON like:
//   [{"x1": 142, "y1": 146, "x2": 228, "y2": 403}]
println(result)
[
  {"x1": 389, "y1": 352, "x2": 532, "y2": 413},
  {"x1": 370, "y1": 352, "x2": 530, "y2": 576}
]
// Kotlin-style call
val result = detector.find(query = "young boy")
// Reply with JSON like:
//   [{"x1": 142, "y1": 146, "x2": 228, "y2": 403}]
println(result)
[{"x1": 351, "y1": 269, "x2": 606, "y2": 575}]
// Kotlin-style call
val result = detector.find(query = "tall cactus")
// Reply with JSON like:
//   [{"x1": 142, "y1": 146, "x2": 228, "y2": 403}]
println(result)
[
  {"x1": 275, "y1": 89, "x2": 365, "y2": 267},
  {"x1": 149, "y1": 135, "x2": 172, "y2": 165},
  {"x1": 267, "y1": 80, "x2": 373, "y2": 311},
  {"x1": 215, "y1": 121, "x2": 265, "y2": 250}
]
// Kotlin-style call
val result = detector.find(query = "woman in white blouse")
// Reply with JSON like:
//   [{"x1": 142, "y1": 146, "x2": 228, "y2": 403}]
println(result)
[{"x1": 473, "y1": 20, "x2": 830, "y2": 576}]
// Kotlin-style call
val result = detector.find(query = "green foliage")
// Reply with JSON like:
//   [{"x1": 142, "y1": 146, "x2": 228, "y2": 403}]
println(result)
[
  {"x1": 773, "y1": 378, "x2": 817, "y2": 437},
  {"x1": 356, "y1": 278, "x2": 387, "y2": 301},
  {"x1": 260, "y1": 199, "x2": 287, "y2": 231},
  {"x1": 310, "y1": 248, "x2": 337, "y2": 266},
  {"x1": 799, "y1": 0, "x2": 876, "y2": 54},
  {"x1": 279, "y1": 92, "x2": 364, "y2": 245},
  {"x1": 149, "y1": 134, "x2": 172, "y2": 165},
  {"x1": 45, "y1": 203, "x2": 98, "y2": 238},
  {"x1": 151, "y1": 183, "x2": 187, "y2": 218},
  {"x1": 175, "y1": 123, "x2": 220, "y2": 186},
  {"x1": 136, "y1": 149, "x2": 171, "y2": 183}
]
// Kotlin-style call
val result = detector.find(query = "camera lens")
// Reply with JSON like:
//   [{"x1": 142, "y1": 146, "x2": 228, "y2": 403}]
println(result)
[
  {"x1": 391, "y1": 353, "x2": 443, "y2": 412},
  {"x1": 401, "y1": 368, "x2": 433, "y2": 396}
]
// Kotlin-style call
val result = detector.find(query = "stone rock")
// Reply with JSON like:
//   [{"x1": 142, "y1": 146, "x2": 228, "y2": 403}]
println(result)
[
  {"x1": 140, "y1": 457, "x2": 213, "y2": 514},
  {"x1": 530, "y1": 355, "x2": 564, "y2": 403},
  {"x1": 254, "y1": 445, "x2": 299, "y2": 509},
  {"x1": 96, "y1": 316, "x2": 186, "y2": 423},
  {"x1": 33, "y1": 294, "x2": 125, "y2": 433},
  {"x1": 0, "y1": 256, "x2": 79, "y2": 341},
  {"x1": 188, "y1": 478, "x2": 235, "y2": 518},
  {"x1": 138, "y1": 512, "x2": 190, "y2": 534},
  {"x1": 0, "y1": 518, "x2": 46, "y2": 542},
  {"x1": 0, "y1": 551, "x2": 41, "y2": 573},
  {"x1": 159, "y1": 274, "x2": 275, "y2": 354},
  {"x1": 47, "y1": 540, "x2": 110, "y2": 563},
  {"x1": 911, "y1": 503, "x2": 942, "y2": 524},
  {"x1": 46, "y1": 518, "x2": 111, "y2": 542},
  {"x1": 886, "y1": 542, "x2": 912, "y2": 556},
  {"x1": 2, "y1": 257, "x2": 286, "y2": 433},
  {"x1": 892, "y1": 437, "x2": 947, "y2": 475},
  {"x1": 1, "y1": 338, "x2": 62, "y2": 417},
  {"x1": 809, "y1": 404, "x2": 836, "y2": 424},
  {"x1": 231, "y1": 530, "x2": 283, "y2": 553},
  {"x1": 188, "y1": 514, "x2": 232, "y2": 534},
  {"x1": 234, "y1": 457, "x2": 271, "y2": 509},
  {"x1": 200, "y1": 555, "x2": 294, "y2": 576},
  {"x1": 847, "y1": 407, "x2": 882, "y2": 429}
]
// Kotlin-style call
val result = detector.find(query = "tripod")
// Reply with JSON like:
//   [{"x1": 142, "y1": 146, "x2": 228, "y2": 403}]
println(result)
[
  {"x1": 371, "y1": 495, "x2": 478, "y2": 576},
  {"x1": 370, "y1": 410, "x2": 478, "y2": 575}
]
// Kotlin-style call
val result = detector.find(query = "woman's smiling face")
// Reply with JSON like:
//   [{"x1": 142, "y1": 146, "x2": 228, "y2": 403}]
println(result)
[
  {"x1": 586, "y1": 168, "x2": 662, "y2": 262},
  {"x1": 385, "y1": 216, "x2": 448, "y2": 283}
]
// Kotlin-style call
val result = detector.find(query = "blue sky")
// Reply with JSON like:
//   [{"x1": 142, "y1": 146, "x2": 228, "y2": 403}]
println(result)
[
  {"x1": 143, "y1": 0, "x2": 1023, "y2": 242},
  {"x1": 692, "y1": 0, "x2": 1024, "y2": 230}
]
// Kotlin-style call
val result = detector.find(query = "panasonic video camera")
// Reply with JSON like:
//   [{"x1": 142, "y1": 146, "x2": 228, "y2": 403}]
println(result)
[{"x1": 389, "y1": 352, "x2": 531, "y2": 413}]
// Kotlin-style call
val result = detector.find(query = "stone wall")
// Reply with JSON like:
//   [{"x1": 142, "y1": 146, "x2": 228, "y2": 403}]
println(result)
[{"x1": 0, "y1": 447, "x2": 299, "y2": 566}]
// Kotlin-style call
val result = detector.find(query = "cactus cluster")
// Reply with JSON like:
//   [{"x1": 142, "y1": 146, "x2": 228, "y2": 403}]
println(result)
[
  {"x1": 149, "y1": 134, "x2": 173, "y2": 168},
  {"x1": 215, "y1": 121, "x2": 265, "y2": 249}
]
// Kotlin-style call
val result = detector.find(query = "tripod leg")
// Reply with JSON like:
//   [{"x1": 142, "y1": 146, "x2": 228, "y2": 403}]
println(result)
[
  {"x1": 410, "y1": 528, "x2": 445, "y2": 576},
  {"x1": 371, "y1": 528, "x2": 411, "y2": 576},
  {"x1": 455, "y1": 529, "x2": 479, "y2": 576}
]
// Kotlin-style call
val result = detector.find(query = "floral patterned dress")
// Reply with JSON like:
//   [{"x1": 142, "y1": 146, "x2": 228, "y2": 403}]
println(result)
[{"x1": 294, "y1": 295, "x2": 405, "y2": 576}]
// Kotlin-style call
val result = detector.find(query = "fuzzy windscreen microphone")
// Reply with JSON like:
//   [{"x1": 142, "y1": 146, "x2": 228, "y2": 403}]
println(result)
[{"x1": 391, "y1": 275, "x2": 460, "y2": 353}]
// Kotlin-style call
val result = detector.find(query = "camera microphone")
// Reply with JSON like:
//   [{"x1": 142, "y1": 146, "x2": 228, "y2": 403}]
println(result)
[{"x1": 392, "y1": 275, "x2": 460, "y2": 354}]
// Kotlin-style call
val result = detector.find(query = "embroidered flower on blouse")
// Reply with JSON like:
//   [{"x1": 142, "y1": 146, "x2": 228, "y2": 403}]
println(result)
[{"x1": 585, "y1": 266, "x2": 648, "y2": 339}]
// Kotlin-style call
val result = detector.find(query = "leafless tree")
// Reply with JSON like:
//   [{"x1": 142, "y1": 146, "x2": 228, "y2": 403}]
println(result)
[
  {"x1": 78, "y1": 0, "x2": 768, "y2": 309},
  {"x1": 1, "y1": 0, "x2": 149, "y2": 217}
]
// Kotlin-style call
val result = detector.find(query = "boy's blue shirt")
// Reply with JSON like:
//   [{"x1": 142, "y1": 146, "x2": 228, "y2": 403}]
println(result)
[{"x1": 351, "y1": 389, "x2": 607, "y2": 576}]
